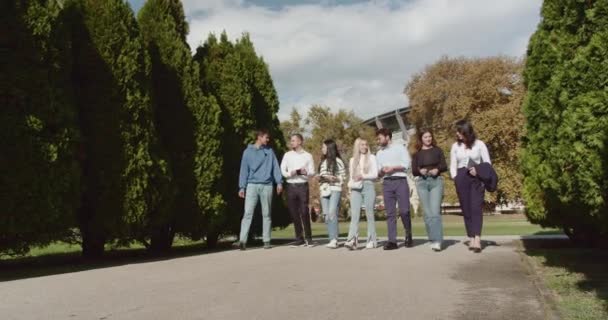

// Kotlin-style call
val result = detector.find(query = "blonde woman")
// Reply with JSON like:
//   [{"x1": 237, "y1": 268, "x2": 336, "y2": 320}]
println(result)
[{"x1": 344, "y1": 138, "x2": 379, "y2": 250}]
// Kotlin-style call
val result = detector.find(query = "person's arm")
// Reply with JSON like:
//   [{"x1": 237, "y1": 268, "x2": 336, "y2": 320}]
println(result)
[
  {"x1": 411, "y1": 152, "x2": 421, "y2": 177},
  {"x1": 307, "y1": 153, "x2": 316, "y2": 177},
  {"x1": 280, "y1": 152, "x2": 292, "y2": 178},
  {"x1": 479, "y1": 141, "x2": 491, "y2": 164},
  {"x1": 376, "y1": 151, "x2": 385, "y2": 177},
  {"x1": 438, "y1": 148, "x2": 448, "y2": 173},
  {"x1": 337, "y1": 159, "x2": 346, "y2": 184},
  {"x1": 238, "y1": 150, "x2": 249, "y2": 192},
  {"x1": 272, "y1": 151, "x2": 283, "y2": 186},
  {"x1": 450, "y1": 144, "x2": 457, "y2": 179},
  {"x1": 349, "y1": 158, "x2": 355, "y2": 181},
  {"x1": 390, "y1": 145, "x2": 410, "y2": 172},
  {"x1": 362, "y1": 155, "x2": 378, "y2": 180}
]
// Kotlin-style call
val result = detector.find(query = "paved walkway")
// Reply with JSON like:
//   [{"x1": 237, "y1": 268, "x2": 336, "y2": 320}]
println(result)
[{"x1": 0, "y1": 239, "x2": 547, "y2": 320}]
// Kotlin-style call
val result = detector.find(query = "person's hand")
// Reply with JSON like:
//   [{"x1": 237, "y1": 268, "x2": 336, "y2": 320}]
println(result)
[
  {"x1": 290, "y1": 170, "x2": 297, "y2": 177},
  {"x1": 277, "y1": 185, "x2": 283, "y2": 194},
  {"x1": 382, "y1": 167, "x2": 393, "y2": 174},
  {"x1": 419, "y1": 168, "x2": 428, "y2": 176},
  {"x1": 468, "y1": 167, "x2": 477, "y2": 177},
  {"x1": 238, "y1": 190, "x2": 245, "y2": 198},
  {"x1": 354, "y1": 174, "x2": 363, "y2": 181},
  {"x1": 326, "y1": 175, "x2": 337, "y2": 182},
  {"x1": 429, "y1": 168, "x2": 439, "y2": 176},
  {"x1": 300, "y1": 168, "x2": 308, "y2": 175}
]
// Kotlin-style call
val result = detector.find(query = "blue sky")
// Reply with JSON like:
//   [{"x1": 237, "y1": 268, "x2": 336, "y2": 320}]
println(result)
[{"x1": 127, "y1": 0, "x2": 543, "y2": 120}]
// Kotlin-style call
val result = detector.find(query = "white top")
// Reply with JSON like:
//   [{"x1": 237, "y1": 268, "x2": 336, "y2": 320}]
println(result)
[
  {"x1": 376, "y1": 143, "x2": 411, "y2": 179},
  {"x1": 349, "y1": 154, "x2": 378, "y2": 181},
  {"x1": 449, "y1": 140, "x2": 491, "y2": 178},
  {"x1": 280, "y1": 149, "x2": 315, "y2": 184},
  {"x1": 319, "y1": 158, "x2": 346, "y2": 192}
]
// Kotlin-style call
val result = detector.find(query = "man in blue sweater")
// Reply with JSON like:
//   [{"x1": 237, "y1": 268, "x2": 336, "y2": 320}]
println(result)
[{"x1": 238, "y1": 129, "x2": 283, "y2": 250}]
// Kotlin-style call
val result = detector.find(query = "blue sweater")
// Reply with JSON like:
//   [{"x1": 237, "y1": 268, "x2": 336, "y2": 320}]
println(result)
[{"x1": 238, "y1": 144, "x2": 283, "y2": 191}]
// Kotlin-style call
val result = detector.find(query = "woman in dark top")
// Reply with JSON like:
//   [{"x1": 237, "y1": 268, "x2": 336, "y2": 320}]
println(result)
[{"x1": 412, "y1": 129, "x2": 447, "y2": 251}]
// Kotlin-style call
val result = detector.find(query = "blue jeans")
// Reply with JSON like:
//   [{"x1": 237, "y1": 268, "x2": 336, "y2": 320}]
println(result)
[
  {"x1": 416, "y1": 176, "x2": 444, "y2": 242},
  {"x1": 321, "y1": 191, "x2": 341, "y2": 241},
  {"x1": 239, "y1": 184, "x2": 273, "y2": 244},
  {"x1": 347, "y1": 181, "x2": 377, "y2": 243}
]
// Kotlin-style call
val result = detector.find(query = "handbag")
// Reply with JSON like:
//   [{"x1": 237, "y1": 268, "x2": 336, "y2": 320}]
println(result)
[
  {"x1": 347, "y1": 179, "x2": 363, "y2": 190},
  {"x1": 320, "y1": 183, "x2": 332, "y2": 198}
]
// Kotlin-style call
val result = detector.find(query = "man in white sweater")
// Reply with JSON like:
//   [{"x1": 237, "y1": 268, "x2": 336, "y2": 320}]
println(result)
[{"x1": 280, "y1": 134, "x2": 316, "y2": 247}]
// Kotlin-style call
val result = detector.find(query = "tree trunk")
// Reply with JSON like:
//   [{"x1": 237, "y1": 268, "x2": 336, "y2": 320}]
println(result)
[{"x1": 149, "y1": 224, "x2": 175, "y2": 254}]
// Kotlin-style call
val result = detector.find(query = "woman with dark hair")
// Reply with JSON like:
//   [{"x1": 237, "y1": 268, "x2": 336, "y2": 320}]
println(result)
[
  {"x1": 450, "y1": 120, "x2": 491, "y2": 252},
  {"x1": 412, "y1": 129, "x2": 447, "y2": 251},
  {"x1": 318, "y1": 139, "x2": 346, "y2": 249}
]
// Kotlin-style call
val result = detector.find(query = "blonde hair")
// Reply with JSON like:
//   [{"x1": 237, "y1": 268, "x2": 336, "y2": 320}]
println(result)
[{"x1": 352, "y1": 138, "x2": 370, "y2": 175}]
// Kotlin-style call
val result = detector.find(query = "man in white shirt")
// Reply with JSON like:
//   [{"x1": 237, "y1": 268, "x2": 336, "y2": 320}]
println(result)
[
  {"x1": 376, "y1": 128, "x2": 413, "y2": 250},
  {"x1": 280, "y1": 134, "x2": 316, "y2": 247}
]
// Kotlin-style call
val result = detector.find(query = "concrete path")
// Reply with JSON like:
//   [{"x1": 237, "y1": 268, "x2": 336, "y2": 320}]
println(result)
[{"x1": 0, "y1": 239, "x2": 546, "y2": 320}]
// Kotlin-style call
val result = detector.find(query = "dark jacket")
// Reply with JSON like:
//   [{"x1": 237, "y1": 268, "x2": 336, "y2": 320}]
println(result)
[{"x1": 476, "y1": 162, "x2": 498, "y2": 192}]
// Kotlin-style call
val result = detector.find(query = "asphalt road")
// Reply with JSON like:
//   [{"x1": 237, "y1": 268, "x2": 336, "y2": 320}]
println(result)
[{"x1": 0, "y1": 239, "x2": 546, "y2": 320}]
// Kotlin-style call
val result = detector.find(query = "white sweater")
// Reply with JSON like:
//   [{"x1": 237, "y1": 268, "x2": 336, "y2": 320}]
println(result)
[{"x1": 349, "y1": 154, "x2": 378, "y2": 182}]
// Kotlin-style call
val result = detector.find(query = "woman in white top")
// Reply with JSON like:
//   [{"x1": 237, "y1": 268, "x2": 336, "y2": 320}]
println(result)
[
  {"x1": 318, "y1": 139, "x2": 346, "y2": 249},
  {"x1": 344, "y1": 138, "x2": 379, "y2": 250},
  {"x1": 450, "y1": 120, "x2": 491, "y2": 253}
]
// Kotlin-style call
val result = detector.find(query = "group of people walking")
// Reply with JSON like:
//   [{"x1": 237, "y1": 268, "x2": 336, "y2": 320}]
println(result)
[{"x1": 237, "y1": 120, "x2": 493, "y2": 253}]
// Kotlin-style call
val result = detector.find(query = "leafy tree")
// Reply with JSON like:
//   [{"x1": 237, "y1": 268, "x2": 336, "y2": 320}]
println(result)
[
  {"x1": 522, "y1": 0, "x2": 608, "y2": 245},
  {"x1": 1, "y1": 0, "x2": 80, "y2": 256},
  {"x1": 405, "y1": 56, "x2": 526, "y2": 206},
  {"x1": 280, "y1": 108, "x2": 306, "y2": 145},
  {"x1": 68, "y1": 0, "x2": 161, "y2": 257},
  {"x1": 138, "y1": 0, "x2": 223, "y2": 251}
]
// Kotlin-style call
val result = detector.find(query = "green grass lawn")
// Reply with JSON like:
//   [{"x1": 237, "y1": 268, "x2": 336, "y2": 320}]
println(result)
[
  {"x1": 271, "y1": 214, "x2": 561, "y2": 239},
  {"x1": 523, "y1": 243, "x2": 608, "y2": 320}
]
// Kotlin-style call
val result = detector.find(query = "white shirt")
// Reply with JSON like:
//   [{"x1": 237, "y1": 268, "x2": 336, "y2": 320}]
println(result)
[
  {"x1": 280, "y1": 149, "x2": 315, "y2": 184},
  {"x1": 449, "y1": 140, "x2": 491, "y2": 178},
  {"x1": 349, "y1": 155, "x2": 378, "y2": 181},
  {"x1": 376, "y1": 143, "x2": 411, "y2": 179}
]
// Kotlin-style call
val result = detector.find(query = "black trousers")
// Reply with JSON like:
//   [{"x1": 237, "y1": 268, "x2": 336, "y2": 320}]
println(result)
[
  {"x1": 287, "y1": 183, "x2": 312, "y2": 241},
  {"x1": 454, "y1": 168, "x2": 485, "y2": 237}
]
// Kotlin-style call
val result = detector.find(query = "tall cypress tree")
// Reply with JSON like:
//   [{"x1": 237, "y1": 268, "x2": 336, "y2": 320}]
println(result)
[
  {"x1": 195, "y1": 33, "x2": 254, "y2": 245},
  {"x1": 138, "y1": 0, "x2": 223, "y2": 251},
  {"x1": 194, "y1": 33, "x2": 288, "y2": 246},
  {"x1": 522, "y1": 0, "x2": 608, "y2": 245},
  {"x1": 1, "y1": 0, "x2": 80, "y2": 256},
  {"x1": 67, "y1": 0, "x2": 161, "y2": 257},
  {"x1": 238, "y1": 35, "x2": 290, "y2": 232}
]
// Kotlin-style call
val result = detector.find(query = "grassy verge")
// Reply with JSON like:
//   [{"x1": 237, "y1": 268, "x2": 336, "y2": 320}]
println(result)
[
  {"x1": 522, "y1": 241, "x2": 608, "y2": 320},
  {"x1": 271, "y1": 214, "x2": 561, "y2": 239}
]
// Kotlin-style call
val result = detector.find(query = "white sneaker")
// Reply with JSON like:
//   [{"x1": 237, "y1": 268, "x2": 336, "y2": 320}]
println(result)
[
  {"x1": 325, "y1": 239, "x2": 338, "y2": 249},
  {"x1": 344, "y1": 240, "x2": 355, "y2": 250},
  {"x1": 365, "y1": 241, "x2": 376, "y2": 249},
  {"x1": 431, "y1": 242, "x2": 442, "y2": 252}
]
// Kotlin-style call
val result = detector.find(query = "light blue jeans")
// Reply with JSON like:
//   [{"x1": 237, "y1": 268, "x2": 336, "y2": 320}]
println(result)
[
  {"x1": 321, "y1": 191, "x2": 341, "y2": 241},
  {"x1": 239, "y1": 184, "x2": 273, "y2": 244},
  {"x1": 347, "y1": 181, "x2": 377, "y2": 244},
  {"x1": 415, "y1": 176, "x2": 444, "y2": 242}
]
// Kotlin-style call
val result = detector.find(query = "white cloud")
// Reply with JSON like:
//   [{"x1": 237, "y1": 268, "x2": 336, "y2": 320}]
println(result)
[{"x1": 183, "y1": 0, "x2": 542, "y2": 120}]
